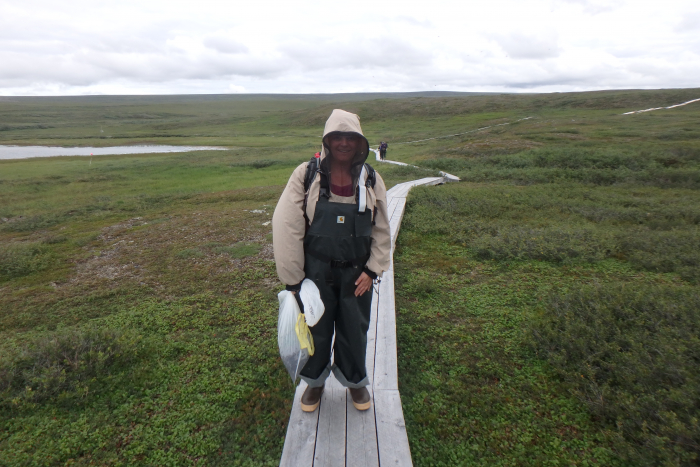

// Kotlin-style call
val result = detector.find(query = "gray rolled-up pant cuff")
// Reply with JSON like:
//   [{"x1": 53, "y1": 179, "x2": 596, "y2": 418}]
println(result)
[
  {"x1": 301, "y1": 362, "x2": 331, "y2": 388},
  {"x1": 332, "y1": 365, "x2": 369, "y2": 389}
]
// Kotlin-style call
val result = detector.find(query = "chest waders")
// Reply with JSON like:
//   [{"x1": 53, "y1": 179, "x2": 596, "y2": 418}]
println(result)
[{"x1": 300, "y1": 194, "x2": 374, "y2": 389}]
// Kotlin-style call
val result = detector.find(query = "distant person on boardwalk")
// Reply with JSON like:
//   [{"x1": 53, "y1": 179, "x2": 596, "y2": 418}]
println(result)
[
  {"x1": 379, "y1": 141, "x2": 388, "y2": 160},
  {"x1": 273, "y1": 109, "x2": 391, "y2": 412}
]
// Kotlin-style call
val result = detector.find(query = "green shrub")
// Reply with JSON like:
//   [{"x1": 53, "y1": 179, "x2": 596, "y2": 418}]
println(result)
[
  {"x1": 0, "y1": 328, "x2": 144, "y2": 408},
  {"x1": 1, "y1": 214, "x2": 64, "y2": 232},
  {"x1": 0, "y1": 243, "x2": 51, "y2": 280},
  {"x1": 420, "y1": 146, "x2": 700, "y2": 188},
  {"x1": 619, "y1": 229, "x2": 700, "y2": 283},
  {"x1": 531, "y1": 148, "x2": 647, "y2": 171},
  {"x1": 530, "y1": 284, "x2": 700, "y2": 466},
  {"x1": 471, "y1": 227, "x2": 611, "y2": 264}
]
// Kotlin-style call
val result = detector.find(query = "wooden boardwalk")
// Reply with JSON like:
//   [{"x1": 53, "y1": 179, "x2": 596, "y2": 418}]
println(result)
[{"x1": 280, "y1": 176, "x2": 451, "y2": 467}]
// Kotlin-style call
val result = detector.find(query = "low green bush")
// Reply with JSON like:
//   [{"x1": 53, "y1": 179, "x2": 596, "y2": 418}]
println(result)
[
  {"x1": 1, "y1": 214, "x2": 65, "y2": 232},
  {"x1": 0, "y1": 328, "x2": 145, "y2": 408},
  {"x1": 531, "y1": 148, "x2": 648, "y2": 171},
  {"x1": 471, "y1": 227, "x2": 612, "y2": 264},
  {"x1": 619, "y1": 229, "x2": 700, "y2": 283},
  {"x1": 404, "y1": 183, "x2": 700, "y2": 283},
  {"x1": 530, "y1": 284, "x2": 700, "y2": 466},
  {"x1": 421, "y1": 145, "x2": 700, "y2": 188},
  {"x1": 0, "y1": 243, "x2": 51, "y2": 280}
]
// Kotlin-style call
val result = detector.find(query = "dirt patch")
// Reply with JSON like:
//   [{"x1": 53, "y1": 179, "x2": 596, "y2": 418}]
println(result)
[{"x1": 67, "y1": 209, "x2": 277, "y2": 296}]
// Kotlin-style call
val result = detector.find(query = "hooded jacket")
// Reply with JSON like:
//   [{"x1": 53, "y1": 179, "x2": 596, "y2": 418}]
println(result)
[{"x1": 272, "y1": 109, "x2": 391, "y2": 286}]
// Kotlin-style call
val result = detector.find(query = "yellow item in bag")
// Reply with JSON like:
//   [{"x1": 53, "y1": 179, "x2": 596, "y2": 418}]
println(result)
[{"x1": 295, "y1": 312, "x2": 315, "y2": 356}]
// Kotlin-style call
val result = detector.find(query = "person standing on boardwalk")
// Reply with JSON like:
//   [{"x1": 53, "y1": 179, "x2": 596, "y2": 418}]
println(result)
[
  {"x1": 379, "y1": 141, "x2": 388, "y2": 160},
  {"x1": 272, "y1": 109, "x2": 391, "y2": 412}
]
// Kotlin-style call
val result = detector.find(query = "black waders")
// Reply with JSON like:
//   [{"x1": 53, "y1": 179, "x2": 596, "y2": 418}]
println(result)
[{"x1": 300, "y1": 193, "x2": 374, "y2": 389}]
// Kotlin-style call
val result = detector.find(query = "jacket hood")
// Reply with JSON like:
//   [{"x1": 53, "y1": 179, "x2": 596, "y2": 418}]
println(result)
[{"x1": 320, "y1": 109, "x2": 370, "y2": 167}]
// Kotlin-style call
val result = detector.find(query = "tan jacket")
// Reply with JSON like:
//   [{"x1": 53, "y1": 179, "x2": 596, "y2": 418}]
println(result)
[{"x1": 272, "y1": 110, "x2": 391, "y2": 286}]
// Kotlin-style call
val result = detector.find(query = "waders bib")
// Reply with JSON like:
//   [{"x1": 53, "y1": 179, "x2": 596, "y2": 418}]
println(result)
[{"x1": 300, "y1": 194, "x2": 374, "y2": 388}]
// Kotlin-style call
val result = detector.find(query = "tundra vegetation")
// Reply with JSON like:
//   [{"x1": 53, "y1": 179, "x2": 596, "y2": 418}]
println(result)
[{"x1": 1, "y1": 89, "x2": 699, "y2": 466}]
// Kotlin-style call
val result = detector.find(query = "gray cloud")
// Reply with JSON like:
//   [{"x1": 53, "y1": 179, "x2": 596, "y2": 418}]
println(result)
[
  {"x1": 677, "y1": 11, "x2": 700, "y2": 31},
  {"x1": 0, "y1": 0, "x2": 697, "y2": 95},
  {"x1": 491, "y1": 33, "x2": 561, "y2": 59},
  {"x1": 203, "y1": 36, "x2": 249, "y2": 54},
  {"x1": 0, "y1": 46, "x2": 289, "y2": 88},
  {"x1": 279, "y1": 36, "x2": 433, "y2": 71}
]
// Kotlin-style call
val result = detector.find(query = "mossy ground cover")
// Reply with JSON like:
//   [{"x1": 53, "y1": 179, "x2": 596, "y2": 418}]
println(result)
[
  {"x1": 1, "y1": 89, "x2": 699, "y2": 465},
  {"x1": 0, "y1": 165, "x2": 292, "y2": 465},
  {"x1": 396, "y1": 179, "x2": 700, "y2": 464}
]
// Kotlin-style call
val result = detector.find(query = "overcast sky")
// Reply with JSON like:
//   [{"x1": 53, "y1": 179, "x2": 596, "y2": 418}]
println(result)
[{"x1": 1, "y1": 0, "x2": 698, "y2": 95}]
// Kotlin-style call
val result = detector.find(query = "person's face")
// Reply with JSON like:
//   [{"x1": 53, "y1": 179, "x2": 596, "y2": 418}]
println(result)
[{"x1": 328, "y1": 133, "x2": 360, "y2": 164}]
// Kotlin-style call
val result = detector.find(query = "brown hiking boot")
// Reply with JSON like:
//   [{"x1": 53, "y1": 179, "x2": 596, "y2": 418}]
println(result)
[
  {"x1": 300, "y1": 385, "x2": 324, "y2": 412},
  {"x1": 349, "y1": 387, "x2": 371, "y2": 411}
]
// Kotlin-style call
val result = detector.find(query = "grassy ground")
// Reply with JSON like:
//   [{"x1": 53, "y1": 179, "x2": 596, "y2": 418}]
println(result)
[
  {"x1": 396, "y1": 183, "x2": 700, "y2": 466},
  {"x1": 392, "y1": 91, "x2": 700, "y2": 466},
  {"x1": 1, "y1": 89, "x2": 699, "y2": 466}
]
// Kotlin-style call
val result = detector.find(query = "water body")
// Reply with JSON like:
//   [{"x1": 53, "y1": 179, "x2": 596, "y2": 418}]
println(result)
[{"x1": 0, "y1": 145, "x2": 227, "y2": 160}]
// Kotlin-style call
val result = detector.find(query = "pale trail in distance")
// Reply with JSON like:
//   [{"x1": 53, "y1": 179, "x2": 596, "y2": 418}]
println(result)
[{"x1": 622, "y1": 98, "x2": 700, "y2": 115}]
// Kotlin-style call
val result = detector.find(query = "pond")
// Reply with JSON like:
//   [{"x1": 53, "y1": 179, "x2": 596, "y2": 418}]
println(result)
[{"x1": 0, "y1": 145, "x2": 227, "y2": 160}]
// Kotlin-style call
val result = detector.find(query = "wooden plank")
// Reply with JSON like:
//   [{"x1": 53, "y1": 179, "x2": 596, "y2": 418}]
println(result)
[
  {"x1": 387, "y1": 177, "x2": 442, "y2": 201},
  {"x1": 386, "y1": 197, "x2": 400, "y2": 223},
  {"x1": 389, "y1": 198, "x2": 406, "y2": 232},
  {"x1": 366, "y1": 287, "x2": 380, "y2": 384},
  {"x1": 392, "y1": 184, "x2": 411, "y2": 199},
  {"x1": 389, "y1": 199, "x2": 407, "y2": 251},
  {"x1": 346, "y1": 388, "x2": 379, "y2": 467},
  {"x1": 386, "y1": 183, "x2": 405, "y2": 198},
  {"x1": 280, "y1": 381, "x2": 319, "y2": 467},
  {"x1": 313, "y1": 379, "x2": 347, "y2": 467},
  {"x1": 409, "y1": 177, "x2": 443, "y2": 189},
  {"x1": 386, "y1": 188, "x2": 398, "y2": 199},
  {"x1": 439, "y1": 171, "x2": 460, "y2": 182},
  {"x1": 387, "y1": 183, "x2": 409, "y2": 199},
  {"x1": 374, "y1": 389, "x2": 413, "y2": 467},
  {"x1": 346, "y1": 278, "x2": 381, "y2": 466},
  {"x1": 373, "y1": 270, "x2": 398, "y2": 391}
]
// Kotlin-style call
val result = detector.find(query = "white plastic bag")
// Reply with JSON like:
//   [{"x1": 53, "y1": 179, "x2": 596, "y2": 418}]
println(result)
[
  {"x1": 299, "y1": 279, "x2": 325, "y2": 327},
  {"x1": 277, "y1": 290, "x2": 314, "y2": 383}
]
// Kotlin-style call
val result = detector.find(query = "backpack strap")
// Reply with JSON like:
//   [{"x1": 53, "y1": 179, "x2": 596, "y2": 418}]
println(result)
[
  {"x1": 305, "y1": 156, "x2": 376, "y2": 225},
  {"x1": 364, "y1": 163, "x2": 376, "y2": 189},
  {"x1": 304, "y1": 153, "x2": 320, "y2": 193},
  {"x1": 354, "y1": 163, "x2": 376, "y2": 195},
  {"x1": 302, "y1": 154, "x2": 319, "y2": 229},
  {"x1": 365, "y1": 163, "x2": 378, "y2": 225},
  {"x1": 303, "y1": 153, "x2": 331, "y2": 230},
  {"x1": 356, "y1": 162, "x2": 377, "y2": 216}
]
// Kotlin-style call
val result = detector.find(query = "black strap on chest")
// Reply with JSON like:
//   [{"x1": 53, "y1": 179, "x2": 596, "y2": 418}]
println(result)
[
  {"x1": 303, "y1": 156, "x2": 318, "y2": 228},
  {"x1": 302, "y1": 153, "x2": 377, "y2": 226},
  {"x1": 303, "y1": 155, "x2": 376, "y2": 200}
]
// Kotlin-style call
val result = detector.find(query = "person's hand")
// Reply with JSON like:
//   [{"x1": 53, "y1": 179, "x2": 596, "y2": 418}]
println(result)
[{"x1": 354, "y1": 272, "x2": 373, "y2": 296}]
